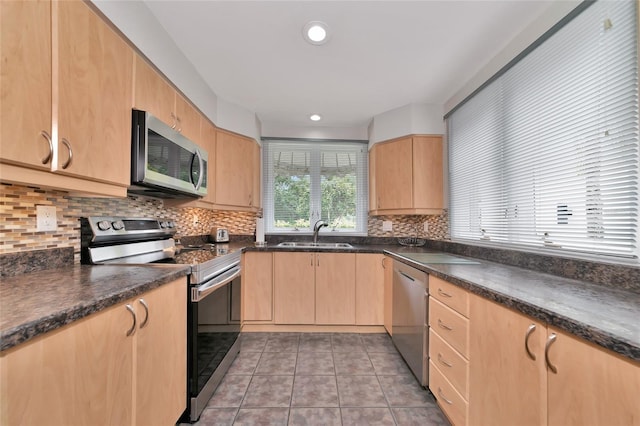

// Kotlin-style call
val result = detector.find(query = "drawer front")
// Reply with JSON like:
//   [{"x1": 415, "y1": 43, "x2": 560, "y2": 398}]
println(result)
[
  {"x1": 430, "y1": 360, "x2": 468, "y2": 426},
  {"x1": 429, "y1": 297, "x2": 469, "y2": 358},
  {"x1": 429, "y1": 328, "x2": 469, "y2": 399},
  {"x1": 430, "y1": 275, "x2": 469, "y2": 317}
]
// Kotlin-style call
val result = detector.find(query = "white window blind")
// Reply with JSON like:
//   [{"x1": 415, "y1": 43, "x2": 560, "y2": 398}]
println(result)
[
  {"x1": 263, "y1": 140, "x2": 368, "y2": 235},
  {"x1": 448, "y1": 0, "x2": 639, "y2": 260}
]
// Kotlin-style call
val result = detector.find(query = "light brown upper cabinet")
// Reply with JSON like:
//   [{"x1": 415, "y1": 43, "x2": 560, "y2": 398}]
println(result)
[
  {"x1": 215, "y1": 129, "x2": 261, "y2": 211},
  {"x1": 0, "y1": 0, "x2": 52, "y2": 172},
  {"x1": 1, "y1": 0, "x2": 133, "y2": 197},
  {"x1": 133, "y1": 55, "x2": 200, "y2": 144},
  {"x1": 200, "y1": 119, "x2": 217, "y2": 205},
  {"x1": 369, "y1": 135, "x2": 443, "y2": 215}
]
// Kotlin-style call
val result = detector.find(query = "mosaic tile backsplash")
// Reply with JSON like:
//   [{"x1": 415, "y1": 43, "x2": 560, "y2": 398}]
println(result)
[{"x1": 0, "y1": 183, "x2": 449, "y2": 262}]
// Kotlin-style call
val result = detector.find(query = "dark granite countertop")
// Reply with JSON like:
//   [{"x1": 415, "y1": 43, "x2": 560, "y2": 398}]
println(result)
[
  {"x1": 0, "y1": 264, "x2": 190, "y2": 352},
  {"x1": 245, "y1": 243, "x2": 640, "y2": 363}
]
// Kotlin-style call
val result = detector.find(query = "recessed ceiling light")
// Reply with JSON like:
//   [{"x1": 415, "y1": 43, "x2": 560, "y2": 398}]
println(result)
[
  {"x1": 303, "y1": 21, "x2": 329, "y2": 45},
  {"x1": 309, "y1": 114, "x2": 322, "y2": 121}
]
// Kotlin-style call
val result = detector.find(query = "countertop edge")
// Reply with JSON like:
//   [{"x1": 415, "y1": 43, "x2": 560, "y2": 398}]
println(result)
[
  {"x1": 0, "y1": 266, "x2": 190, "y2": 352},
  {"x1": 384, "y1": 251, "x2": 640, "y2": 363}
]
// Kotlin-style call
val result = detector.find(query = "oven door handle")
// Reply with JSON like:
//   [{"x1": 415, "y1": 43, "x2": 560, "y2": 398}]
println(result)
[{"x1": 191, "y1": 266, "x2": 241, "y2": 302}]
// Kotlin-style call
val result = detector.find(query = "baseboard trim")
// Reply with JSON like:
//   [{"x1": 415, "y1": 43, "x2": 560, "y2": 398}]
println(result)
[{"x1": 240, "y1": 324, "x2": 386, "y2": 333}]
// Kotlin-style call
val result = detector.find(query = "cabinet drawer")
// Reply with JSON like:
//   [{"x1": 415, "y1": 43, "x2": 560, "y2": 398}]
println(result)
[
  {"x1": 429, "y1": 328, "x2": 468, "y2": 399},
  {"x1": 429, "y1": 297, "x2": 469, "y2": 358},
  {"x1": 430, "y1": 360, "x2": 467, "y2": 426},
  {"x1": 430, "y1": 275, "x2": 469, "y2": 317}
]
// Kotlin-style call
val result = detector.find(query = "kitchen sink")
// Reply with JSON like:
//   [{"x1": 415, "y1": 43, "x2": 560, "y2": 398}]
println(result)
[{"x1": 277, "y1": 242, "x2": 354, "y2": 249}]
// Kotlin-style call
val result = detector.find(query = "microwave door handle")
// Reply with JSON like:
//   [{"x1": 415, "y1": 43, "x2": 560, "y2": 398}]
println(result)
[
  {"x1": 192, "y1": 150, "x2": 204, "y2": 191},
  {"x1": 191, "y1": 266, "x2": 241, "y2": 302}
]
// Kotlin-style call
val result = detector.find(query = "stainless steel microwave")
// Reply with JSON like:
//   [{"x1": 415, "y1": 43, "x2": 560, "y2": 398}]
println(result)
[{"x1": 130, "y1": 109, "x2": 208, "y2": 198}]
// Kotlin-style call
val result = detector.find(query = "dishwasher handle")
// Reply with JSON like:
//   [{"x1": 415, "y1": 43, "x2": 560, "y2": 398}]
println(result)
[{"x1": 399, "y1": 271, "x2": 416, "y2": 282}]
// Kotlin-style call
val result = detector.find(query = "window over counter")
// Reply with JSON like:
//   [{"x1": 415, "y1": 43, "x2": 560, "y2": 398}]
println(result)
[
  {"x1": 262, "y1": 139, "x2": 368, "y2": 235},
  {"x1": 447, "y1": 0, "x2": 639, "y2": 261}
]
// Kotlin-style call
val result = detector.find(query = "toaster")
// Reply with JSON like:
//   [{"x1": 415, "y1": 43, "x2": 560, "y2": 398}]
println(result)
[{"x1": 211, "y1": 227, "x2": 229, "y2": 242}]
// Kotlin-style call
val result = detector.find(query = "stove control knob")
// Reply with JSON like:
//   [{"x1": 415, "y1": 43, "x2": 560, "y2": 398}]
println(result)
[
  {"x1": 167, "y1": 221, "x2": 175, "y2": 228},
  {"x1": 160, "y1": 221, "x2": 168, "y2": 228},
  {"x1": 97, "y1": 220, "x2": 111, "y2": 231},
  {"x1": 112, "y1": 220, "x2": 125, "y2": 231}
]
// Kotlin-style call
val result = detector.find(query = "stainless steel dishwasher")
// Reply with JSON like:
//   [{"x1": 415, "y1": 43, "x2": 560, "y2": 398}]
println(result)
[{"x1": 392, "y1": 261, "x2": 428, "y2": 386}]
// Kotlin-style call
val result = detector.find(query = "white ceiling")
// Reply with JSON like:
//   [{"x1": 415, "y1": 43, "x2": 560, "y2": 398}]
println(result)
[{"x1": 143, "y1": 0, "x2": 555, "y2": 129}]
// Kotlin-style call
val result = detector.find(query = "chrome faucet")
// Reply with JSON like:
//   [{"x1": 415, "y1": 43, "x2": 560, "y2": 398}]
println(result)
[{"x1": 313, "y1": 220, "x2": 328, "y2": 244}]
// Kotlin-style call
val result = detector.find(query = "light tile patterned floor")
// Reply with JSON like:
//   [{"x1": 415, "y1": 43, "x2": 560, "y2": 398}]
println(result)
[{"x1": 193, "y1": 332, "x2": 449, "y2": 426}]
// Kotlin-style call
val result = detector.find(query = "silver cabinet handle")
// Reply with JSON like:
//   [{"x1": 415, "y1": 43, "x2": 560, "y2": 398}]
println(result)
[
  {"x1": 438, "y1": 353, "x2": 453, "y2": 368},
  {"x1": 381, "y1": 257, "x2": 387, "y2": 269},
  {"x1": 438, "y1": 318, "x2": 453, "y2": 331},
  {"x1": 437, "y1": 387, "x2": 453, "y2": 405},
  {"x1": 125, "y1": 304, "x2": 136, "y2": 336},
  {"x1": 170, "y1": 112, "x2": 177, "y2": 129},
  {"x1": 545, "y1": 333, "x2": 558, "y2": 373},
  {"x1": 139, "y1": 299, "x2": 149, "y2": 328},
  {"x1": 525, "y1": 324, "x2": 537, "y2": 360},
  {"x1": 437, "y1": 288, "x2": 453, "y2": 298},
  {"x1": 176, "y1": 116, "x2": 182, "y2": 132},
  {"x1": 40, "y1": 131, "x2": 53, "y2": 164},
  {"x1": 60, "y1": 138, "x2": 72, "y2": 169}
]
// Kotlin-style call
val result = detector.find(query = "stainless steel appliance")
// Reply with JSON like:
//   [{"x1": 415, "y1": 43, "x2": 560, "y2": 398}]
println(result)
[
  {"x1": 80, "y1": 217, "x2": 241, "y2": 423},
  {"x1": 210, "y1": 227, "x2": 229, "y2": 242},
  {"x1": 130, "y1": 109, "x2": 208, "y2": 198},
  {"x1": 392, "y1": 261, "x2": 428, "y2": 386}
]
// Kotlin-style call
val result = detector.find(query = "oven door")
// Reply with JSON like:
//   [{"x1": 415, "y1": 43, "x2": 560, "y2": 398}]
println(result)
[{"x1": 186, "y1": 265, "x2": 241, "y2": 422}]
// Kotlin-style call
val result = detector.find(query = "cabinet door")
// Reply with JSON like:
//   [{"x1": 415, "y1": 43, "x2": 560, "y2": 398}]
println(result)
[
  {"x1": 0, "y1": 0, "x2": 52, "y2": 170},
  {"x1": 383, "y1": 256, "x2": 393, "y2": 335},
  {"x1": 216, "y1": 130, "x2": 255, "y2": 207},
  {"x1": 355, "y1": 253, "x2": 384, "y2": 325},
  {"x1": 175, "y1": 93, "x2": 201, "y2": 144},
  {"x1": 200, "y1": 119, "x2": 217, "y2": 203},
  {"x1": 57, "y1": 1, "x2": 132, "y2": 186},
  {"x1": 368, "y1": 145, "x2": 378, "y2": 212},
  {"x1": 242, "y1": 252, "x2": 273, "y2": 322},
  {"x1": 468, "y1": 293, "x2": 547, "y2": 426},
  {"x1": 274, "y1": 252, "x2": 315, "y2": 324},
  {"x1": 135, "y1": 278, "x2": 187, "y2": 426},
  {"x1": 252, "y1": 141, "x2": 262, "y2": 208},
  {"x1": 0, "y1": 301, "x2": 134, "y2": 425},
  {"x1": 133, "y1": 54, "x2": 175, "y2": 127},
  {"x1": 375, "y1": 137, "x2": 413, "y2": 209},
  {"x1": 413, "y1": 136, "x2": 443, "y2": 211},
  {"x1": 547, "y1": 328, "x2": 640, "y2": 426},
  {"x1": 316, "y1": 253, "x2": 356, "y2": 325}
]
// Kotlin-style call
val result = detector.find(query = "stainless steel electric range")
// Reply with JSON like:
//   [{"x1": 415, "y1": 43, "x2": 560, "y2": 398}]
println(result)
[{"x1": 80, "y1": 217, "x2": 242, "y2": 423}]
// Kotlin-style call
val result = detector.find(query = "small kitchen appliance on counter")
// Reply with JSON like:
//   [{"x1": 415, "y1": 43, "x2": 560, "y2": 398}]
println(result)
[{"x1": 211, "y1": 227, "x2": 229, "y2": 243}]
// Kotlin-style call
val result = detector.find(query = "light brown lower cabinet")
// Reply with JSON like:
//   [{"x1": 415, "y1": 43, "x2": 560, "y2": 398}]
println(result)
[
  {"x1": 274, "y1": 252, "x2": 316, "y2": 324},
  {"x1": 0, "y1": 278, "x2": 187, "y2": 426},
  {"x1": 383, "y1": 256, "x2": 393, "y2": 335},
  {"x1": 355, "y1": 253, "x2": 384, "y2": 325},
  {"x1": 468, "y1": 292, "x2": 640, "y2": 426},
  {"x1": 273, "y1": 252, "x2": 358, "y2": 325},
  {"x1": 242, "y1": 252, "x2": 273, "y2": 322}
]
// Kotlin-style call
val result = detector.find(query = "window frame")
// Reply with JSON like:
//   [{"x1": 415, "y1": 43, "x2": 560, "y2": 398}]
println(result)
[{"x1": 262, "y1": 138, "x2": 369, "y2": 236}]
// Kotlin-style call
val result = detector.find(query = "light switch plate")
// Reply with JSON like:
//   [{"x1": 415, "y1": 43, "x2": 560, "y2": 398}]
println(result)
[
  {"x1": 382, "y1": 220, "x2": 393, "y2": 232},
  {"x1": 424, "y1": 222, "x2": 429, "y2": 233},
  {"x1": 36, "y1": 205, "x2": 57, "y2": 232}
]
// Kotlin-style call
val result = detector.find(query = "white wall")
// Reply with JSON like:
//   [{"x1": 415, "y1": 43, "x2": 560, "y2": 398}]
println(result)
[
  {"x1": 261, "y1": 123, "x2": 369, "y2": 141},
  {"x1": 444, "y1": 0, "x2": 581, "y2": 113},
  {"x1": 217, "y1": 99, "x2": 262, "y2": 141},
  {"x1": 91, "y1": 0, "x2": 262, "y2": 140},
  {"x1": 368, "y1": 103, "x2": 445, "y2": 145}
]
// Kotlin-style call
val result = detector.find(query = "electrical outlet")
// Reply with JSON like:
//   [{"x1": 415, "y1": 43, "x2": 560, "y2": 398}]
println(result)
[
  {"x1": 424, "y1": 221, "x2": 429, "y2": 233},
  {"x1": 36, "y1": 205, "x2": 57, "y2": 232},
  {"x1": 382, "y1": 220, "x2": 393, "y2": 232}
]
